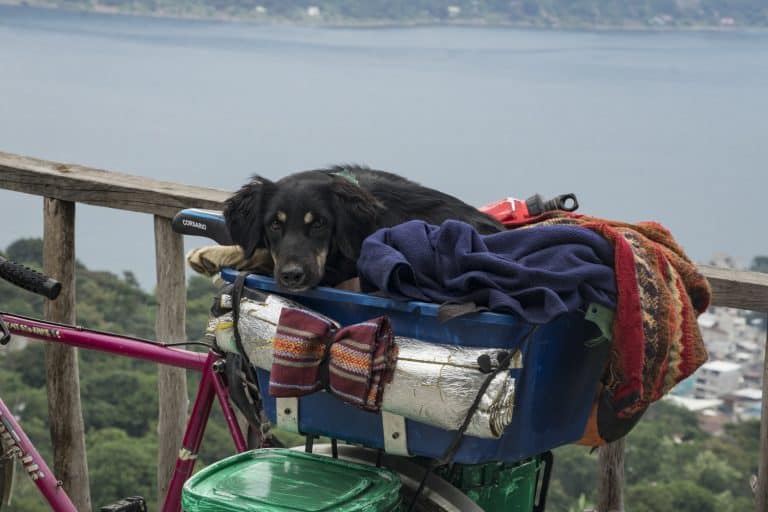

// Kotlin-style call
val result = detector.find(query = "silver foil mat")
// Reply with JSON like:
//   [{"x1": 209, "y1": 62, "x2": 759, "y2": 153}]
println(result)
[{"x1": 208, "y1": 294, "x2": 520, "y2": 439}]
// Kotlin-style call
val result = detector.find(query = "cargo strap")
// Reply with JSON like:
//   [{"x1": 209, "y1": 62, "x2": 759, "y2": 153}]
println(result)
[{"x1": 228, "y1": 271, "x2": 272, "y2": 447}]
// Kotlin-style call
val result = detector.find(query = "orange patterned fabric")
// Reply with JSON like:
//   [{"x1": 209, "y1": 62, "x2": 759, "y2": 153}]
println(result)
[{"x1": 488, "y1": 209, "x2": 711, "y2": 419}]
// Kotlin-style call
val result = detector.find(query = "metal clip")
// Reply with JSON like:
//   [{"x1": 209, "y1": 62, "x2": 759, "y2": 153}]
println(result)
[
  {"x1": 276, "y1": 397, "x2": 299, "y2": 433},
  {"x1": 382, "y1": 411, "x2": 409, "y2": 456}
]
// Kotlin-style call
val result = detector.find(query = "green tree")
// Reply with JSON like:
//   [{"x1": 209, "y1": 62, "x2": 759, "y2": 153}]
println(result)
[
  {"x1": 5, "y1": 238, "x2": 44, "y2": 267},
  {"x1": 81, "y1": 369, "x2": 158, "y2": 436},
  {"x1": 750, "y1": 255, "x2": 768, "y2": 273},
  {"x1": 87, "y1": 428, "x2": 158, "y2": 508},
  {"x1": 186, "y1": 274, "x2": 217, "y2": 340}
]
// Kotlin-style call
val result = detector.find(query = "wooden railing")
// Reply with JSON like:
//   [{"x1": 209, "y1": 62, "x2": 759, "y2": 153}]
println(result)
[
  {"x1": 1, "y1": 150, "x2": 767, "y2": 511},
  {"x1": 1, "y1": 151, "x2": 229, "y2": 511}
]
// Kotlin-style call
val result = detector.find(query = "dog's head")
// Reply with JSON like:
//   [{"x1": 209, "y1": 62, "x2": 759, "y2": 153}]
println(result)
[{"x1": 224, "y1": 170, "x2": 383, "y2": 290}]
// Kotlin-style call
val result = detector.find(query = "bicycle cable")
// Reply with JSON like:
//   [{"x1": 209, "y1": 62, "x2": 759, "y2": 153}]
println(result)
[{"x1": 0, "y1": 310, "x2": 218, "y2": 351}]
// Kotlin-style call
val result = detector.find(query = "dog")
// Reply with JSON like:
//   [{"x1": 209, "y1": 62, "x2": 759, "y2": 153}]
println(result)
[{"x1": 223, "y1": 166, "x2": 504, "y2": 291}]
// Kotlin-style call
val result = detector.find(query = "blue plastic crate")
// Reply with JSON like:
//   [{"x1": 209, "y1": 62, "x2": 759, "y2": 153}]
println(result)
[{"x1": 221, "y1": 268, "x2": 609, "y2": 463}]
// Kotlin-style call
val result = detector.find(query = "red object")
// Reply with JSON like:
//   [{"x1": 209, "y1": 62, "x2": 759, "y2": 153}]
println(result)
[
  {"x1": 479, "y1": 197, "x2": 535, "y2": 227},
  {"x1": 480, "y1": 193, "x2": 580, "y2": 227}
]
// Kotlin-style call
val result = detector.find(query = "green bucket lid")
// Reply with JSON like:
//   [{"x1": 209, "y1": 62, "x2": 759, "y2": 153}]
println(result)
[{"x1": 182, "y1": 449, "x2": 401, "y2": 512}]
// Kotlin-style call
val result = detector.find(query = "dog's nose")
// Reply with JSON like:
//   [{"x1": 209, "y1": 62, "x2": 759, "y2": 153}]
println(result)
[{"x1": 279, "y1": 264, "x2": 306, "y2": 288}]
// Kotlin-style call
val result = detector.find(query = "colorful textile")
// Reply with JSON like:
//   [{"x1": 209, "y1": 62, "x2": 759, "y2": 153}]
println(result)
[
  {"x1": 269, "y1": 307, "x2": 398, "y2": 411},
  {"x1": 484, "y1": 208, "x2": 711, "y2": 419},
  {"x1": 358, "y1": 219, "x2": 617, "y2": 324}
]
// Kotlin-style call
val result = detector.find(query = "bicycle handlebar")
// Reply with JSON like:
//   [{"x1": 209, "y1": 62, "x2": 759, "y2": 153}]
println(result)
[{"x1": 0, "y1": 256, "x2": 61, "y2": 300}]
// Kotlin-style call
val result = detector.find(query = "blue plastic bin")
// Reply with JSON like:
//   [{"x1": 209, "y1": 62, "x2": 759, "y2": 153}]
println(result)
[{"x1": 221, "y1": 269, "x2": 608, "y2": 464}]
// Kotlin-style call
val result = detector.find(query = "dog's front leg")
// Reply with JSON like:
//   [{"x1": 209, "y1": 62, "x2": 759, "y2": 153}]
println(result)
[{"x1": 186, "y1": 246, "x2": 273, "y2": 276}]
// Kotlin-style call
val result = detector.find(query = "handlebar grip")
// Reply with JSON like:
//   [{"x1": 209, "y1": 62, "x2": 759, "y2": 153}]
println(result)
[
  {"x1": 525, "y1": 193, "x2": 579, "y2": 216},
  {"x1": 0, "y1": 256, "x2": 62, "y2": 300}
]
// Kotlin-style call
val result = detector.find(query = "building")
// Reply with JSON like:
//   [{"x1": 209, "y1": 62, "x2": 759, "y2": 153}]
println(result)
[
  {"x1": 693, "y1": 360, "x2": 742, "y2": 399},
  {"x1": 722, "y1": 388, "x2": 763, "y2": 421}
]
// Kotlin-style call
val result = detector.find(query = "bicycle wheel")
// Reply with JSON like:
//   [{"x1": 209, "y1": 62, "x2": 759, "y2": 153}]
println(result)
[{"x1": 292, "y1": 444, "x2": 482, "y2": 512}]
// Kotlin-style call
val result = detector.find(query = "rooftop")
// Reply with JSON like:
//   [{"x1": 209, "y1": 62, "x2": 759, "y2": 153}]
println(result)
[
  {"x1": 665, "y1": 395, "x2": 723, "y2": 412},
  {"x1": 730, "y1": 388, "x2": 763, "y2": 400},
  {"x1": 701, "y1": 360, "x2": 742, "y2": 373}
]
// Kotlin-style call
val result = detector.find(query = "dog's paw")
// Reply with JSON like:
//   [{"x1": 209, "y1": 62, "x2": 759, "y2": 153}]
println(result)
[
  {"x1": 186, "y1": 245, "x2": 245, "y2": 275},
  {"x1": 186, "y1": 246, "x2": 274, "y2": 275}
]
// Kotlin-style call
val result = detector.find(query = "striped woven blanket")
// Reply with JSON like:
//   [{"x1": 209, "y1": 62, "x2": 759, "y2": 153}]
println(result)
[{"x1": 269, "y1": 306, "x2": 398, "y2": 411}]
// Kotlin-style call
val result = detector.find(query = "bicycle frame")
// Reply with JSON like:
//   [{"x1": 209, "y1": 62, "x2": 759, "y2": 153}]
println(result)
[{"x1": 0, "y1": 312, "x2": 248, "y2": 512}]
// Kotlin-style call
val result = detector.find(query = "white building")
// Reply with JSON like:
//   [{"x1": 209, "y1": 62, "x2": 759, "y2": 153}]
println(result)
[
  {"x1": 693, "y1": 360, "x2": 742, "y2": 399},
  {"x1": 723, "y1": 388, "x2": 762, "y2": 421},
  {"x1": 664, "y1": 395, "x2": 723, "y2": 413}
]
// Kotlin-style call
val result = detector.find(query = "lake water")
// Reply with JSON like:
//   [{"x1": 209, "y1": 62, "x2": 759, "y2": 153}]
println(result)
[{"x1": 1, "y1": 5, "x2": 767, "y2": 289}]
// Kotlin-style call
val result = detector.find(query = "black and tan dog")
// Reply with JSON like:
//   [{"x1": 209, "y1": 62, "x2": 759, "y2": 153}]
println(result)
[{"x1": 221, "y1": 166, "x2": 504, "y2": 291}]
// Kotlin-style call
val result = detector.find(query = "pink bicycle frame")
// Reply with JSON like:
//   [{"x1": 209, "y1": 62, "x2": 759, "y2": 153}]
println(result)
[{"x1": 0, "y1": 312, "x2": 248, "y2": 512}]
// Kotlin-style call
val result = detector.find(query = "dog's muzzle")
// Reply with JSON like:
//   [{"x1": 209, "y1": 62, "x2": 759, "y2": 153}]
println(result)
[{"x1": 277, "y1": 263, "x2": 308, "y2": 290}]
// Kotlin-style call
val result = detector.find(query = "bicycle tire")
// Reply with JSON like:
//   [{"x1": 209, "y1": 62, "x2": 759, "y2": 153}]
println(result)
[{"x1": 291, "y1": 444, "x2": 482, "y2": 512}]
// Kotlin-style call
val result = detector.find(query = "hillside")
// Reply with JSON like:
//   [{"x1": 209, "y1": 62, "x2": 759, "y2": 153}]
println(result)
[{"x1": 3, "y1": 0, "x2": 768, "y2": 28}]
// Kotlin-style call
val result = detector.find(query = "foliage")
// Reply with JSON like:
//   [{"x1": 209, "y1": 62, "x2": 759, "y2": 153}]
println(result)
[
  {"x1": 87, "y1": 428, "x2": 159, "y2": 507},
  {"x1": 7, "y1": 0, "x2": 768, "y2": 27},
  {"x1": 548, "y1": 401, "x2": 759, "y2": 511},
  {"x1": 186, "y1": 274, "x2": 217, "y2": 341},
  {"x1": 751, "y1": 255, "x2": 768, "y2": 274}
]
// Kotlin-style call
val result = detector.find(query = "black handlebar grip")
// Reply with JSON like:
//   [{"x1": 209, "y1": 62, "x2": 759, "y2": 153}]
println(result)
[
  {"x1": 525, "y1": 193, "x2": 580, "y2": 216},
  {"x1": 0, "y1": 256, "x2": 62, "y2": 300}
]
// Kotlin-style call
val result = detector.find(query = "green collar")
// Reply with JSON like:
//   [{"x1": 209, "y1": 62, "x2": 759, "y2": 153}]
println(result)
[{"x1": 330, "y1": 169, "x2": 360, "y2": 187}]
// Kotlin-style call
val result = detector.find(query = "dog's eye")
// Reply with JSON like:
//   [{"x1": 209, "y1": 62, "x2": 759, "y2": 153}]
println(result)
[
  {"x1": 269, "y1": 220, "x2": 282, "y2": 232},
  {"x1": 311, "y1": 217, "x2": 327, "y2": 229}
]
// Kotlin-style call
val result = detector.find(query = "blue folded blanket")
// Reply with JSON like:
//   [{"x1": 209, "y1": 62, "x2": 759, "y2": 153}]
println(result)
[{"x1": 357, "y1": 220, "x2": 617, "y2": 324}]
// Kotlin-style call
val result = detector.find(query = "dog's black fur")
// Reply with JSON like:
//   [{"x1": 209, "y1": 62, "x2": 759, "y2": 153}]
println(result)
[{"x1": 224, "y1": 166, "x2": 504, "y2": 290}]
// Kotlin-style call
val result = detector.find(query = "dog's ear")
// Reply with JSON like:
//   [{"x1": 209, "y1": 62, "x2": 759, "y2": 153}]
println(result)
[
  {"x1": 224, "y1": 176, "x2": 276, "y2": 258},
  {"x1": 331, "y1": 179, "x2": 383, "y2": 261}
]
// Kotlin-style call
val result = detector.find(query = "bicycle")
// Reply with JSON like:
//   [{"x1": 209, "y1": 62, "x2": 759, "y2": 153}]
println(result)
[{"x1": 1, "y1": 207, "x2": 587, "y2": 511}]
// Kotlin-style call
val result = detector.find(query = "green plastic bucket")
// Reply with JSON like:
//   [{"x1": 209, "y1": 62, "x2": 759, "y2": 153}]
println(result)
[
  {"x1": 182, "y1": 449, "x2": 402, "y2": 512},
  {"x1": 437, "y1": 457, "x2": 542, "y2": 512}
]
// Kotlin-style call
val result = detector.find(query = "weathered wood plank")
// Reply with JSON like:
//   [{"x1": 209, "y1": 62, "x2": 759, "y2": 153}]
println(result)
[
  {"x1": 0, "y1": 151, "x2": 229, "y2": 218},
  {"x1": 154, "y1": 216, "x2": 189, "y2": 508},
  {"x1": 699, "y1": 265, "x2": 768, "y2": 312},
  {"x1": 757, "y1": 324, "x2": 768, "y2": 512},
  {"x1": 597, "y1": 438, "x2": 625, "y2": 512},
  {"x1": 43, "y1": 198, "x2": 92, "y2": 512}
]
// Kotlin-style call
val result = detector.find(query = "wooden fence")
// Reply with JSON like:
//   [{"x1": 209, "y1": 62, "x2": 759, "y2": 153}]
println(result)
[{"x1": 1, "y1": 150, "x2": 766, "y2": 511}]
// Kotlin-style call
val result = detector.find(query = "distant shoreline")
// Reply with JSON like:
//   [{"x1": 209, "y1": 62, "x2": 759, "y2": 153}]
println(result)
[{"x1": 2, "y1": 1, "x2": 766, "y2": 33}]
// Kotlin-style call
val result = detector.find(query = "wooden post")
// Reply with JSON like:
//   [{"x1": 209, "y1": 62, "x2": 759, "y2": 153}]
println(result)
[
  {"x1": 597, "y1": 438, "x2": 625, "y2": 512},
  {"x1": 757, "y1": 321, "x2": 768, "y2": 512},
  {"x1": 154, "y1": 216, "x2": 189, "y2": 508},
  {"x1": 43, "y1": 198, "x2": 91, "y2": 512}
]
